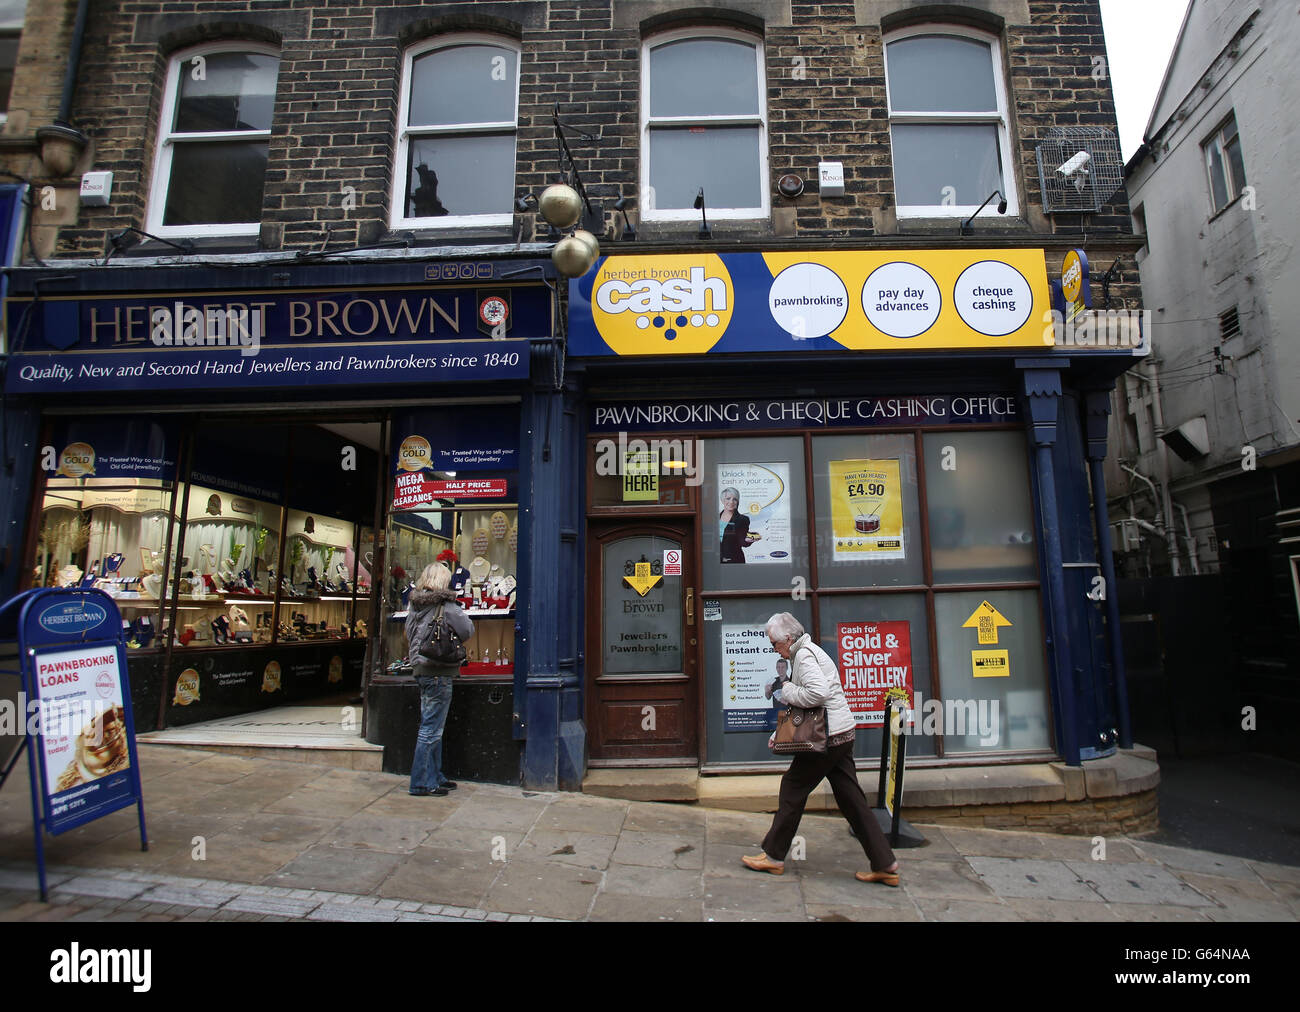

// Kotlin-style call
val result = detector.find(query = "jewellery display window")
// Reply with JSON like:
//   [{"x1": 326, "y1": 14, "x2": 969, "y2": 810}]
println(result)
[
  {"x1": 382, "y1": 504, "x2": 519, "y2": 678},
  {"x1": 37, "y1": 484, "x2": 176, "y2": 652}
]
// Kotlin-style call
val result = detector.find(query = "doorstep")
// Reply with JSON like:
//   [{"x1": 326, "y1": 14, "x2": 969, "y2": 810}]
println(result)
[
  {"x1": 581, "y1": 746, "x2": 1162, "y2": 836},
  {"x1": 136, "y1": 705, "x2": 383, "y2": 771}
]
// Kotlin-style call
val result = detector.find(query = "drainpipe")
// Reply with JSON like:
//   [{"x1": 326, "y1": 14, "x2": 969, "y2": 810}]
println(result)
[
  {"x1": 1173, "y1": 502, "x2": 1200, "y2": 575},
  {"x1": 1141, "y1": 360, "x2": 1182, "y2": 576}
]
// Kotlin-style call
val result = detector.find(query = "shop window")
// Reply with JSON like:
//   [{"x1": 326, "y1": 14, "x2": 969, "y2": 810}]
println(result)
[
  {"x1": 391, "y1": 36, "x2": 520, "y2": 229},
  {"x1": 922, "y1": 430, "x2": 1037, "y2": 585},
  {"x1": 1203, "y1": 111, "x2": 1247, "y2": 215},
  {"x1": 933, "y1": 589, "x2": 1051, "y2": 754},
  {"x1": 884, "y1": 26, "x2": 1018, "y2": 218},
  {"x1": 816, "y1": 593, "x2": 935, "y2": 759},
  {"x1": 146, "y1": 44, "x2": 280, "y2": 238},
  {"x1": 641, "y1": 27, "x2": 768, "y2": 221},
  {"x1": 37, "y1": 417, "x2": 180, "y2": 652},
  {"x1": 384, "y1": 407, "x2": 521, "y2": 677},
  {"x1": 699, "y1": 436, "x2": 809, "y2": 592},
  {"x1": 0, "y1": 27, "x2": 19, "y2": 121},
  {"x1": 811, "y1": 432, "x2": 924, "y2": 587},
  {"x1": 701, "y1": 595, "x2": 812, "y2": 765}
]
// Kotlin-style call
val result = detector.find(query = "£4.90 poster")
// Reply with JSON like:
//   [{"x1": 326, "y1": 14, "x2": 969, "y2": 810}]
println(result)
[
  {"x1": 715, "y1": 462, "x2": 791, "y2": 565},
  {"x1": 829, "y1": 458, "x2": 905, "y2": 561}
]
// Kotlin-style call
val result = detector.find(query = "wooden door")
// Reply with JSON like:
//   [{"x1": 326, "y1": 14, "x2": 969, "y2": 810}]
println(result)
[{"x1": 586, "y1": 521, "x2": 698, "y2": 762}]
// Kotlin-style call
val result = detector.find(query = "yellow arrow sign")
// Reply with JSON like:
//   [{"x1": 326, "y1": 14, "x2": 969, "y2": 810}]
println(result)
[
  {"x1": 623, "y1": 561, "x2": 662, "y2": 597},
  {"x1": 962, "y1": 600, "x2": 1013, "y2": 645}
]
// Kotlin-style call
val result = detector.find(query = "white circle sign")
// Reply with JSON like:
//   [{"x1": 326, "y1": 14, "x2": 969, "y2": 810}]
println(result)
[
  {"x1": 953, "y1": 260, "x2": 1034, "y2": 336},
  {"x1": 861, "y1": 262, "x2": 941, "y2": 339},
  {"x1": 768, "y1": 263, "x2": 849, "y2": 340}
]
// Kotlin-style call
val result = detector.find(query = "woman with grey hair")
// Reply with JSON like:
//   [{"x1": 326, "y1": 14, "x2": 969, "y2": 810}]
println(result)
[
  {"x1": 742, "y1": 612, "x2": 900, "y2": 886},
  {"x1": 719, "y1": 486, "x2": 752, "y2": 564},
  {"x1": 405, "y1": 562, "x2": 473, "y2": 797}
]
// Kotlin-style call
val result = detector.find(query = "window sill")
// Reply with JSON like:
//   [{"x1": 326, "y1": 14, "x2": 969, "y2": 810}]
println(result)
[
  {"x1": 113, "y1": 235, "x2": 262, "y2": 257},
  {"x1": 896, "y1": 215, "x2": 1033, "y2": 236},
  {"x1": 1207, "y1": 193, "x2": 1246, "y2": 224}
]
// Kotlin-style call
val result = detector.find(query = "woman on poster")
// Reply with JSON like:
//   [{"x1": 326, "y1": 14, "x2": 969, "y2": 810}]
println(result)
[
  {"x1": 719, "y1": 487, "x2": 753, "y2": 564},
  {"x1": 742, "y1": 612, "x2": 901, "y2": 886}
]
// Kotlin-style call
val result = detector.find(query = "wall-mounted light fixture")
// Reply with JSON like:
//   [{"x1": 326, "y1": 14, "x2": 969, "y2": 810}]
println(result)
[
  {"x1": 960, "y1": 190, "x2": 1007, "y2": 235},
  {"x1": 693, "y1": 188, "x2": 710, "y2": 239}
]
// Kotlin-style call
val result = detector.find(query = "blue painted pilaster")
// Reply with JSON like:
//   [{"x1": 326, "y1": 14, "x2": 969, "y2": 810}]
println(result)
[
  {"x1": 1019, "y1": 361, "x2": 1080, "y2": 766},
  {"x1": 0, "y1": 398, "x2": 41, "y2": 600},
  {"x1": 519, "y1": 341, "x2": 585, "y2": 790}
]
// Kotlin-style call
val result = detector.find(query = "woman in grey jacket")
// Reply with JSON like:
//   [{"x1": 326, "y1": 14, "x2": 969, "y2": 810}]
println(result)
[
  {"x1": 405, "y1": 563, "x2": 474, "y2": 797},
  {"x1": 742, "y1": 612, "x2": 900, "y2": 885}
]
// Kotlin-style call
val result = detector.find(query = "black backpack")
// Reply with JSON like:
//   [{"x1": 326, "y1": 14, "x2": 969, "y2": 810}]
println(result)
[{"x1": 409, "y1": 603, "x2": 466, "y2": 667}]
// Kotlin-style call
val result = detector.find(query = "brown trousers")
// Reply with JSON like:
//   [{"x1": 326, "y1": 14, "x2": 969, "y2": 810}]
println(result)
[{"x1": 761, "y1": 739, "x2": 897, "y2": 872}]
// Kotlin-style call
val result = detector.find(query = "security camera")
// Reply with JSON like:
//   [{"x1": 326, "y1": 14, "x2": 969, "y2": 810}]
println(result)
[{"x1": 1057, "y1": 151, "x2": 1091, "y2": 178}]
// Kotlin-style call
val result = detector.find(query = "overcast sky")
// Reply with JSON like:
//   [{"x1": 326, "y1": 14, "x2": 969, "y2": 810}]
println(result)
[{"x1": 1099, "y1": 0, "x2": 1193, "y2": 158}]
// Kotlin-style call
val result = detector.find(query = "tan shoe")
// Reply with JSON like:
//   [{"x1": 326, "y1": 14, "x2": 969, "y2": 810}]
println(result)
[
  {"x1": 742, "y1": 852, "x2": 785, "y2": 875},
  {"x1": 855, "y1": 868, "x2": 900, "y2": 887}
]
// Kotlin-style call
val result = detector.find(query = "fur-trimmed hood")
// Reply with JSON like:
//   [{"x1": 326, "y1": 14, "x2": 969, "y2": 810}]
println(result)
[{"x1": 409, "y1": 587, "x2": 456, "y2": 610}]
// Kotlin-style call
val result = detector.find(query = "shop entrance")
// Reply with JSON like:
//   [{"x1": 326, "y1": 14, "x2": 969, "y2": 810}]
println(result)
[{"x1": 586, "y1": 520, "x2": 699, "y2": 762}]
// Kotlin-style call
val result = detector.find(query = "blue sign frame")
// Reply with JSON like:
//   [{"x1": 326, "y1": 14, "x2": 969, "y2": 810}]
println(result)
[{"x1": 0, "y1": 588, "x2": 148, "y2": 900}]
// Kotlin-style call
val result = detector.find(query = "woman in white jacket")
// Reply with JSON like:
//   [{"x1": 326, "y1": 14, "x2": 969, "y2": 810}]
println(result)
[{"x1": 742, "y1": 612, "x2": 901, "y2": 885}]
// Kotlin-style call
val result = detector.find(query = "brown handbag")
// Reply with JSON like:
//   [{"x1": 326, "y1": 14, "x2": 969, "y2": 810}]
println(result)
[{"x1": 772, "y1": 704, "x2": 827, "y2": 754}]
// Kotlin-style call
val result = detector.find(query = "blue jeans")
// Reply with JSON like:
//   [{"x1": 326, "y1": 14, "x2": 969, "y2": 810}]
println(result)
[{"x1": 410, "y1": 674, "x2": 454, "y2": 792}]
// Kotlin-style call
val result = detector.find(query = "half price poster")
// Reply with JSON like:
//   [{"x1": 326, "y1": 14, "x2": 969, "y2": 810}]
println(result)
[
  {"x1": 715, "y1": 462, "x2": 791, "y2": 565},
  {"x1": 829, "y1": 458, "x2": 905, "y2": 560},
  {"x1": 837, "y1": 621, "x2": 913, "y2": 727}
]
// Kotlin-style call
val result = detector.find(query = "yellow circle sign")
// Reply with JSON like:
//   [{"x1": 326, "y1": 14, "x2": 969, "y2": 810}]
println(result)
[
  {"x1": 590, "y1": 254, "x2": 733, "y2": 354},
  {"x1": 396, "y1": 435, "x2": 432, "y2": 472},
  {"x1": 1062, "y1": 250, "x2": 1084, "y2": 304}
]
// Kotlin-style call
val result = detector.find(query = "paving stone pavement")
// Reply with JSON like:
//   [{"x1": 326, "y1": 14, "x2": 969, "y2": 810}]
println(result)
[{"x1": 0, "y1": 745, "x2": 1296, "y2": 923}]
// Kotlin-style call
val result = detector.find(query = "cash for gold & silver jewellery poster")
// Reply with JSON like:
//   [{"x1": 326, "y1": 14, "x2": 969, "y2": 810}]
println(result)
[
  {"x1": 715, "y1": 462, "x2": 791, "y2": 564},
  {"x1": 829, "y1": 458, "x2": 905, "y2": 561}
]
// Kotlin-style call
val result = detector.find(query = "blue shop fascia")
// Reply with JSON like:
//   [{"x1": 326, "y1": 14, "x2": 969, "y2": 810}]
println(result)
[
  {"x1": 2, "y1": 249, "x2": 572, "y2": 787},
  {"x1": 553, "y1": 246, "x2": 1148, "y2": 782}
]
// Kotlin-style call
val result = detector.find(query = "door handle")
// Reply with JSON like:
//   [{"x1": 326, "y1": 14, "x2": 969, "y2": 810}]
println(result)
[{"x1": 686, "y1": 587, "x2": 695, "y2": 625}]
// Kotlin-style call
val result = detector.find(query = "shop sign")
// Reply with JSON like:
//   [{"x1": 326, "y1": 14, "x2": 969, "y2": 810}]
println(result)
[
  {"x1": 963, "y1": 600, "x2": 1012, "y2": 645},
  {"x1": 6, "y1": 283, "x2": 548, "y2": 393},
  {"x1": 1, "y1": 588, "x2": 147, "y2": 880},
  {"x1": 622, "y1": 448, "x2": 659, "y2": 501},
  {"x1": 1060, "y1": 249, "x2": 1090, "y2": 321},
  {"x1": 589, "y1": 395, "x2": 1019, "y2": 432},
  {"x1": 569, "y1": 250, "x2": 1055, "y2": 356},
  {"x1": 392, "y1": 474, "x2": 509, "y2": 509},
  {"x1": 839, "y1": 621, "x2": 914, "y2": 728},
  {"x1": 391, "y1": 409, "x2": 519, "y2": 474},
  {"x1": 971, "y1": 649, "x2": 1011, "y2": 677},
  {"x1": 46, "y1": 417, "x2": 178, "y2": 482}
]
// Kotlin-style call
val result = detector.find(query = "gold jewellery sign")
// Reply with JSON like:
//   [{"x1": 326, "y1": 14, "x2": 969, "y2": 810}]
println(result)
[{"x1": 569, "y1": 250, "x2": 1061, "y2": 356}]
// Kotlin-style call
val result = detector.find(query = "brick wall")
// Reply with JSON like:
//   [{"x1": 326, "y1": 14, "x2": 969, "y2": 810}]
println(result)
[{"x1": 9, "y1": 0, "x2": 1137, "y2": 263}]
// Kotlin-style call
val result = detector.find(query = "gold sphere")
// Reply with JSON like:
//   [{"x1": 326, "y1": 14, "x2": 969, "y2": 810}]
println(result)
[
  {"x1": 552, "y1": 233, "x2": 597, "y2": 277},
  {"x1": 538, "y1": 184, "x2": 583, "y2": 229}
]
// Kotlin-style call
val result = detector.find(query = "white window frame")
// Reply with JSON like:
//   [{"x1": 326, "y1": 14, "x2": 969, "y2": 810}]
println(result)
[
  {"x1": 1202, "y1": 112, "x2": 1246, "y2": 215},
  {"x1": 640, "y1": 26, "x2": 770, "y2": 223},
  {"x1": 146, "y1": 42, "x2": 280, "y2": 239},
  {"x1": 883, "y1": 24, "x2": 1019, "y2": 219},
  {"x1": 390, "y1": 34, "x2": 521, "y2": 231}
]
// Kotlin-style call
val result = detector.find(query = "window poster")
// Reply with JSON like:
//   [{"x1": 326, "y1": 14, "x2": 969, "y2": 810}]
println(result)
[
  {"x1": 828, "y1": 458, "x2": 905, "y2": 560},
  {"x1": 837, "y1": 621, "x2": 913, "y2": 728},
  {"x1": 716, "y1": 462, "x2": 791, "y2": 564},
  {"x1": 721, "y1": 624, "x2": 783, "y2": 732}
]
